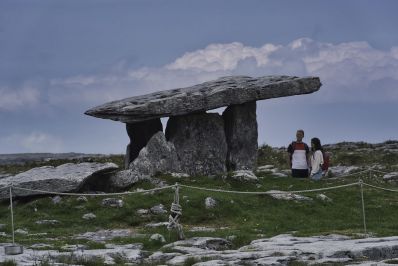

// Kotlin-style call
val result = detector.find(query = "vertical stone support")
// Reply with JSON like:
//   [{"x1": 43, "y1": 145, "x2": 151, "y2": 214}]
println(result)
[
  {"x1": 222, "y1": 101, "x2": 258, "y2": 171},
  {"x1": 125, "y1": 118, "x2": 163, "y2": 169},
  {"x1": 165, "y1": 112, "x2": 227, "y2": 176}
]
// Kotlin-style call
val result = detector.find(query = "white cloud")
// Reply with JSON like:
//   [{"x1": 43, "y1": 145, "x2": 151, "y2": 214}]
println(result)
[
  {"x1": 166, "y1": 42, "x2": 280, "y2": 71},
  {"x1": 42, "y1": 38, "x2": 398, "y2": 108},
  {"x1": 1, "y1": 132, "x2": 64, "y2": 153},
  {"x1": 0, "y1": 85, "x2": 40, "y2": 111}
]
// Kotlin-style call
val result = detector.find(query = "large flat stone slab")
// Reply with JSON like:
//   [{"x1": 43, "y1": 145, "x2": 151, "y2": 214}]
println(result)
[
  {"x1": 85, "y1": 75, "x2": 321, "y2": 123},
  {"x1": 0, "y1": 163, "x2": 118, "y2": 199}
]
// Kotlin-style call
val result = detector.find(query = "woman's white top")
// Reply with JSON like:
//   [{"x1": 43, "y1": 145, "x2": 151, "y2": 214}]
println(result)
[{"x1": 310, "y1": 150, "x2": 324, "y2": 175}]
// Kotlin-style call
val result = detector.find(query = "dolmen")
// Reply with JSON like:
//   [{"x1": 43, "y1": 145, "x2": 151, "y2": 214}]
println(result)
[{"x1": 85, "y1": 75, "x2": 321, "y2": 187}]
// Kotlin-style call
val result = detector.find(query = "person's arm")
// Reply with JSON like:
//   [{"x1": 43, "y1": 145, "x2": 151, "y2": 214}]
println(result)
[
  {"x1": 305, "y1": 144, "x2": 311, "y2": 169},
  {"x1": 287, "y1": 144, "x2": 292, "y2": 168}
]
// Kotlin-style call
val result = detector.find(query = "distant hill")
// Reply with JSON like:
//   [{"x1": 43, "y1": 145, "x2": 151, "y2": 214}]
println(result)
[{"x1": 0, "y1": 153, "x2": 118, "y2": 165}]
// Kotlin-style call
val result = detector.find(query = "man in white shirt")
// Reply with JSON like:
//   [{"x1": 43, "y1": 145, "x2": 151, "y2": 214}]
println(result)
[{"x1": 287, "y1": 129, "x2": 310, "y2": 178}]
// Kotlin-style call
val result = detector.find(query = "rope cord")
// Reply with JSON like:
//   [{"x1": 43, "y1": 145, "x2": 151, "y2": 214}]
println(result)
[
  {"x1": 11, "y1": 184, "x2": 176, "y2": 197},
  {"x1": 362, "y1": 182, "x2": 398, "y2": 193},
  {"x1": 180, "y1": 182, "x2": 360, "y2": 195}
]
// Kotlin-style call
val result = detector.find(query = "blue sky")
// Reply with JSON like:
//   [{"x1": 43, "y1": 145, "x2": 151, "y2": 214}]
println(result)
[{"x1": 1, "y1": 0, "x2": 397, "y2": 153}]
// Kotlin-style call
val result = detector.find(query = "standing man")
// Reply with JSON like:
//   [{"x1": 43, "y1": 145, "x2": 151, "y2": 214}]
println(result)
[{"x1": 287, "y1": 129, "x2": 310, "y2": 178}]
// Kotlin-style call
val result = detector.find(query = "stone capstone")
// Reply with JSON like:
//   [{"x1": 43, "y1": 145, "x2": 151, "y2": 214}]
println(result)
[
  {"x1": 223, "y1": 101, "x2": 258, "y2": 171},
  {"x1": 166, "y1": 112, "x2": 227, "y2": 176},
  {"x1": 0, "y1": 162, "x2": 119, "y2": 199},
  {"x1": 108, "y1": 132, "x2": 180, "y2": 189},
  {"x1": 124, "y1": 119, "x2": 163, "y2": 168},
  {"x1": 85, "y1": 75, "x2": 321, "y2": 123}
]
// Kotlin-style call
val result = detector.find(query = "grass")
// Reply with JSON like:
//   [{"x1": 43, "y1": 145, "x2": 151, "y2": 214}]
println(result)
[
  {"x1": 0, "y1": 261, "x2": 17, "y2": 266},
  {"x1": 1, "y1": 171, "x2": 398, "y2": 249},
  {"x1": 0, "y1": 141, "x2": 398, "y2": 264}
]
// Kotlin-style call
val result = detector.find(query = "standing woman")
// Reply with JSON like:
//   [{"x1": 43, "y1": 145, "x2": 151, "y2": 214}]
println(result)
[{"x1": 310, "y1": 137, "x2": 324, "y2": 180}]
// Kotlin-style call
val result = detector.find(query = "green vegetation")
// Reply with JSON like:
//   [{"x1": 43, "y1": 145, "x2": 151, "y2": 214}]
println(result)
[
  {"x1": 0, "y1": 141, "x2": 397, "y2": 259},
  {"x1": 0, "y1": 261, "x2": 17, "y2": 266},
  {"x1": 1, "y1": 169, "x2": 398, "y2": 250}
]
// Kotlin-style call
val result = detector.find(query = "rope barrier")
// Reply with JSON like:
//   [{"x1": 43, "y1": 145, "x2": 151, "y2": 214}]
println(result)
[
  {"x1": 180, "y1": 182, "x2": 360, "y2": 195},
  {"x1": 2, "y1": 167, "x2": 398, "y2": 243},
  {"x1": 11, "y1": 184, "x2": 176, "y2": 197},
  {"x1": 362, "y1": 182, "x2": 398, "y2": 193}
]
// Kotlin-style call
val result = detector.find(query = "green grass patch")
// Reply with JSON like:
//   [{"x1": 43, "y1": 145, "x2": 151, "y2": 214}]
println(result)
[{"x1": 1, "y1": 172, "x2": 398, "y2": 250}]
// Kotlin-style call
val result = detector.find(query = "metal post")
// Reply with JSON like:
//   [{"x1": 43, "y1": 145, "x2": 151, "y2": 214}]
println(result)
[
  {"x1": 5, "y1": 185, "x2": 23, "y2": 255},
  {"x1": 359, "y1": 179, "x2": 367, "y2": 234},
  {"x1": 9, "y1": 186, "x2": 15, "y2": 245}
]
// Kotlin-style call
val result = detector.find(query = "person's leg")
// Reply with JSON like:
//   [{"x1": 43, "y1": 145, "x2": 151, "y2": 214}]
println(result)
[
  {"x1": 311, "y1": 170, "x2": 323, "y2": 180},
  {"x1": 292, "y1": 169, "x2": 308, "y2": 178}
]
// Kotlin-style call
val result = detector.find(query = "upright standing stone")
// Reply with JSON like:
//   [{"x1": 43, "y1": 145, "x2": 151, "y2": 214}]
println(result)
[
  {"x1": 223, "y1": 102, "x2": 258, "y2": 171},
  {"x1": 125, "y1": 119, "x2": 163, "y2": 168},
  {"x1": 166, "y1": 112, "x2": 228, "y2": 176}
]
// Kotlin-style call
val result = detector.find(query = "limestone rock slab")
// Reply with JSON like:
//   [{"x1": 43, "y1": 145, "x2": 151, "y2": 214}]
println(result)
[
  {"x1": 85, "y1": 75, "x2": 321, "y2": 123},
  {"x1": 0, "y1": 163, "x2": 118, "y2": 199},
  {"x1": 166, "y1": 112, "x2": 227, "y2": 176},
  {"x1": 223, "y1": 101, "x2": 258, "y2": 171},
  {"x1": 109, "y1": 132, "x2": 181, "y2": 189}
]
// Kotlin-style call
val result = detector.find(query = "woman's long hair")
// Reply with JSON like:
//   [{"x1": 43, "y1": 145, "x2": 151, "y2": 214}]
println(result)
[{"x1": 311, "y1": 137, "x2": 323, "y2": 152}]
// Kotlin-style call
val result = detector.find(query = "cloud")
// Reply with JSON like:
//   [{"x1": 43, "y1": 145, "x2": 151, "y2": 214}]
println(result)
[
  {"x1": 0, "y1": 132, "x2": 64, "y2": 153},
  {"x1": 7, "y1": 38, "x2": 397, "y2": 112},
  {"x1": 0, "y1": 85, "x2": 41, "y2": 111}
]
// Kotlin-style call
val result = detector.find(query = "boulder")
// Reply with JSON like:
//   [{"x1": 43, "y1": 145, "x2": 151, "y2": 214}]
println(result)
[
  {"x1": 230, "y1": 170, "x2": 258, "y2": 181},
  {"x1": 150, "y1": 233, "x2": 166, "y2": 243},
  {"x1": 166, "y1": 112, "x2": 227, "y2": 176},
  {"x1": 102, "y1": 198, "x2": 124, "y2": 208},
  {"x1": 0, "y1": 162, "x2": 119, "y2": 199},
  {"x1": 124, "y1": 119, "x2": 163, "y2": 168},
  {"x1": 85, "y1": 75, "x2": 321, "y2": 123},
  {"x1": 205, "y1": 197, "x2": 217, "y2": 209},
  {"x1": 223, "y1": 101, "x2": 258, "y2": 171},
  {"x1": 150, "y1": 204, "x2": 168, "y2": 215},
  {"x1": 383, "y1": 172, "x2": 398, "y2": 181},
  {"x1": 82, "y1": 213, "x2": 96, "y2": 220},
  {"x1": 109, "y1": 132, "x2": 180, "y2": 189}
]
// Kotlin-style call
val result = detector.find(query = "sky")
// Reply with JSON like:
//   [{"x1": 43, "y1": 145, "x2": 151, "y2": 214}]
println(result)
[{"x1": 0, "y1": 0, "x2": 397, "y2": 154}]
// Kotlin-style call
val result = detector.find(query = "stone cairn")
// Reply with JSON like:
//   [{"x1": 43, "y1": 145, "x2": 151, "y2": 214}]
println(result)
[{"x1": 85, "y1": 75, "x2": 321, "y2": 187}]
